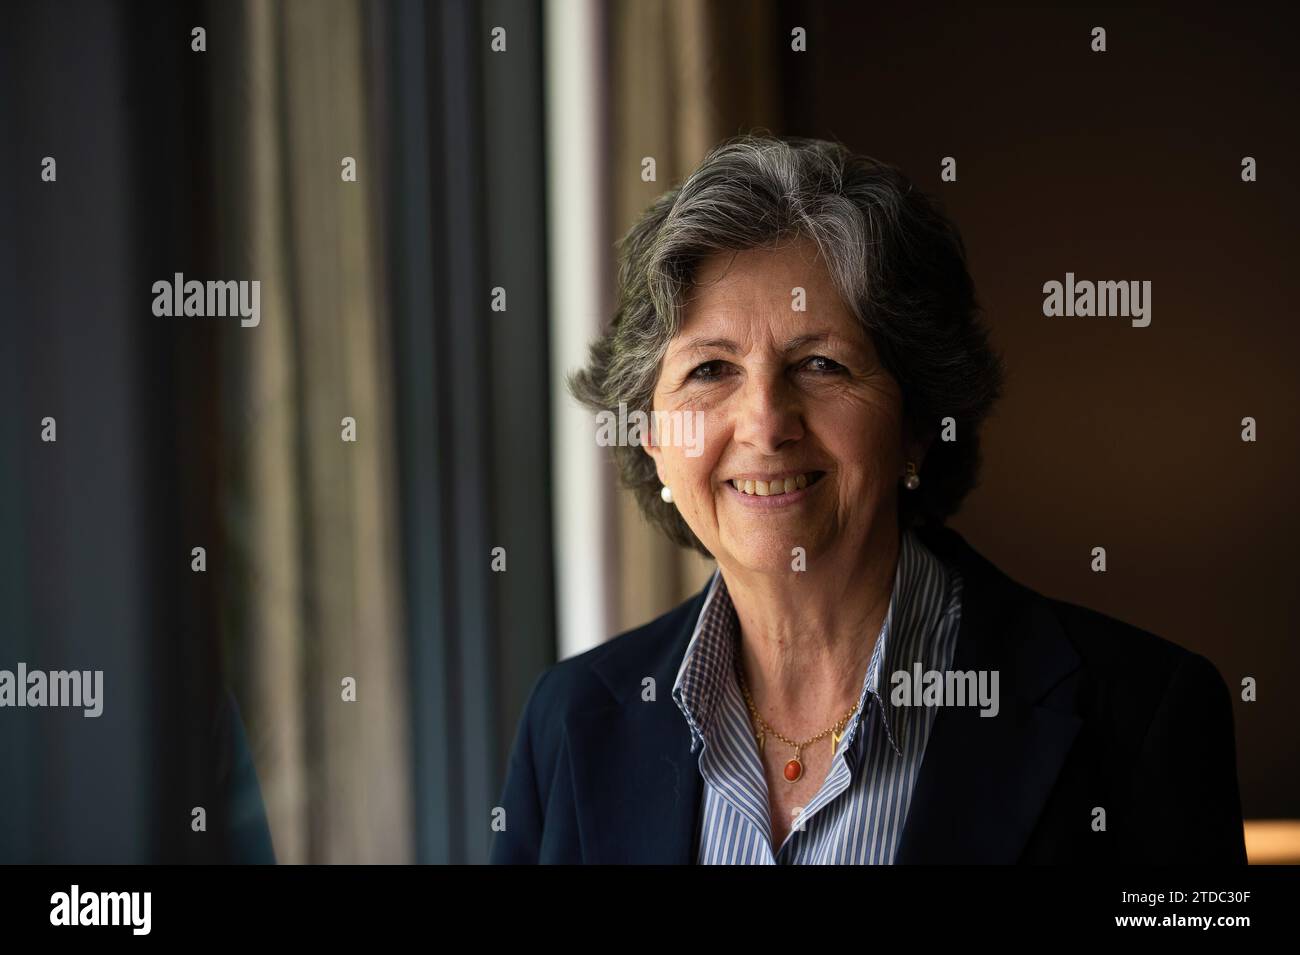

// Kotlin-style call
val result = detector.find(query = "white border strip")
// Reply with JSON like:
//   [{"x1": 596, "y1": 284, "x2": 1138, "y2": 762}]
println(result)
[{"x1": 544, "y1": 0, "x2": 614, "y2": 659}]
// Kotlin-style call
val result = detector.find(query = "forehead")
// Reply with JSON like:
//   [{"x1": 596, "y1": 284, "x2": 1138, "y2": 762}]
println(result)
[{"x1": 677, "y1": 237, "x2": 859, "y2": 340}]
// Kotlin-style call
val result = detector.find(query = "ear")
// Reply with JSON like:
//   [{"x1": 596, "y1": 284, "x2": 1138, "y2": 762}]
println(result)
[
  {"x1": 642, "y1": 425, "x2": 667, "y2": 485},
  {"x1": 902, "y1": 419, "x2": 935, "y2": 474}
]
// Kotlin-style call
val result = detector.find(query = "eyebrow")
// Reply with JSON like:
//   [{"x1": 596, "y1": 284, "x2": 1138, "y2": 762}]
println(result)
[{"x1": 673, "y1": 333, "x2": 833, "y2": 358}]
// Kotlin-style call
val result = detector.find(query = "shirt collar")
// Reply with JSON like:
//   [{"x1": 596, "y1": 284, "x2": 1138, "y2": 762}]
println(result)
[{"x1": 670, "y1": 527, "x2": 955, "y2": 759}]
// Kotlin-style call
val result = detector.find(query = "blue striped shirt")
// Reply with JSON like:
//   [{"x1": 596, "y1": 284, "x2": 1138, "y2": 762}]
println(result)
[{"x1": 670, "y1": 527, "x2": 964, "y2": 864}]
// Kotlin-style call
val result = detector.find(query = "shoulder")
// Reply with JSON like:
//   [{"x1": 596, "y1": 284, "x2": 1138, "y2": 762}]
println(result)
[
  {"x1": 923, "y1": 524, "x2": 1231, "y2": 705},
  {"x1": 1045, "y1": 595, "x2": 1228, "y2": 690},
  {"x1": 927, "y1": 522, "x2": 1239, "y2": 790},
  {"x1": 520, "y1": 583, "x2": 709, "y2": 735},
  {"x1": 491, "y1": 586, "x2": 712, "y2": 863},
  {"x1": 1027, "y1": 590, "x2": 1235, "y2": 736}
]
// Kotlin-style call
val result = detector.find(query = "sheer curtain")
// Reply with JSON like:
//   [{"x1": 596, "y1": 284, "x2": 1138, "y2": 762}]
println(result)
[{"x1": 219, "y1": 0, "x2": 413, "y2": 864}]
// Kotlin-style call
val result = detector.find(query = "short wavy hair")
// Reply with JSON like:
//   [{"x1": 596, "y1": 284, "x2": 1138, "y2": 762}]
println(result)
[{"x1": 568, "y1": 133, "x2": 1004, "y2": 557}]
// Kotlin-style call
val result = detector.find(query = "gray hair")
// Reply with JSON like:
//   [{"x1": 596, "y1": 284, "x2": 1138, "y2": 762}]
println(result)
[{"x1": 568, "y1": 133, "x2": 1004, "y2": 556}]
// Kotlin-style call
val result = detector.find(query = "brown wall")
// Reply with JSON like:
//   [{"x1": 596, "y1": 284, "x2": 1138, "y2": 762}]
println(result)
[{"x1": 758, "y1": 1, "x2": 1299, "y2": 817}]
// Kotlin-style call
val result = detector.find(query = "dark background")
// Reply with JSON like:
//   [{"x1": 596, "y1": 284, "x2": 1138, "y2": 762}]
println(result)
[
  {"x1": 1, "y1": 0, "x2": 1295, "y2": 862},
  {"x1": 775, "y1": 2, "x2": 1299, "y2": 818}
]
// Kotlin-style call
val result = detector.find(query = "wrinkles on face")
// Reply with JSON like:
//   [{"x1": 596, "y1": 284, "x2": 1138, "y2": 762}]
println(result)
[{"x1": 646, "y1": 237, "x2": 908, "y2": 577}]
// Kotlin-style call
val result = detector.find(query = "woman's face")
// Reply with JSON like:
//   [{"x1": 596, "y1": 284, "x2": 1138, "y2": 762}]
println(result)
[{"x1": 646, "y1": 236, "x2": 921, "y2": 575}]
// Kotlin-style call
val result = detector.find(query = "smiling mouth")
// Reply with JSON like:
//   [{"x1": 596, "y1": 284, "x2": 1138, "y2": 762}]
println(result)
[{"x1": 727, "y1": 471, "x2": 825, "y2": 498}]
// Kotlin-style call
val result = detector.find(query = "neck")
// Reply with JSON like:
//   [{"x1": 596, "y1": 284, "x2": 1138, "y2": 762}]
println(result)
[{"x1": 724, "y1": 521, "x2": 903, "y2": 739}]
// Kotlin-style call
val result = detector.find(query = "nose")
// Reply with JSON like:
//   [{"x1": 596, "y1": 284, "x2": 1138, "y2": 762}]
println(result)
[{"x1": 732, "y1": 371, "x2": 804, "y2": 454}]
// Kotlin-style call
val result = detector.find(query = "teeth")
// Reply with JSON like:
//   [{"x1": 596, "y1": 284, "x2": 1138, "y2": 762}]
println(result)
[{"x1": 730, "y1": 473, "x2": 817, "y2": 496}]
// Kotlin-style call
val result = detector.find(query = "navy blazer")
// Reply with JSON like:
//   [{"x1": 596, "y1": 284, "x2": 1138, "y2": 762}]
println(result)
[{"x1": 489, "y1": 525, "x2": 1248, "y2": 864}]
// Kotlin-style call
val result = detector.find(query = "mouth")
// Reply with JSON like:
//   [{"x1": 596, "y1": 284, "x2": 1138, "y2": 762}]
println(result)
[{"x1": 725, "y1": 470, "x2": 826, "y2": 501}]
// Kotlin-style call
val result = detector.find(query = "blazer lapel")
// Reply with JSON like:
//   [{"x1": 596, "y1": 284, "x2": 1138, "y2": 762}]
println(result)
[
  {"x1": 896, "y1": 527, "x2": 1083, "y2": 863},
  {"x1": 566, "y1": 585, "x2": 709, "y2": 863}
]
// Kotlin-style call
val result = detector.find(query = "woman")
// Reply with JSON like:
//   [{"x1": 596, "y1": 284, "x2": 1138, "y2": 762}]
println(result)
[{"x1": 490, "y1": 134, "x2": 1247, "y2": 865}]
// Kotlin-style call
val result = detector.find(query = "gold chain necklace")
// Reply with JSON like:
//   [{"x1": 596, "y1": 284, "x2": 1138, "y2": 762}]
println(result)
[{"x1": 735, "y1": 660, "x2": 860, "y2": 783}]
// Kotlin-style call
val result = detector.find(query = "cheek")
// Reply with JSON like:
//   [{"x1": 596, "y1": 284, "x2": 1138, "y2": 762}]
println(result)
[
  {"x1": 657, "y1": 406, "x2": 725, "y2": 477},
  {"x1": 665, "y1": 444, "x2": 717, "y2": 494},
  {"x1": 818, "y1": 398, "x2": 903, "y2": 483},
  {"x1": 659, "y1": 437, "x2": 724, "y2": 527}
]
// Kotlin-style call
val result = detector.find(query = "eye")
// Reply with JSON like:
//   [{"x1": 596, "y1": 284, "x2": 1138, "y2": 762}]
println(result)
[
  {"x1": 800, "y1": 355, "x2": 846, "y2": 374},
  {"x1": 689, "y1": 359, "x2": 730, "y2": 381}
]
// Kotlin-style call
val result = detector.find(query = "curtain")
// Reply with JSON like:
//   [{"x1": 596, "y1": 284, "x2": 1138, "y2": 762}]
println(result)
[
  {"x1": 220, "y1": 0, "x2": 413, "y2": 864},
  {"x1": 221, "y1": 0, "x2": 556, "y2": 865}
]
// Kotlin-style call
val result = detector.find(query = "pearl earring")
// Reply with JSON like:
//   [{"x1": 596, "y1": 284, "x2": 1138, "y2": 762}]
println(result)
[
  {"x1": 903, "y1": 462, "x2": 920, "y2": 490},
  {"x1": 660, "y1": 484, "x2": 674, "y2": 503}
]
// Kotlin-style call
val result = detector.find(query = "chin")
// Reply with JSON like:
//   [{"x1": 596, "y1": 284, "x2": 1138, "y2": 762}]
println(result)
[{"x1": 718, "y1": 526, "x2": 820, "y2": 574}]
